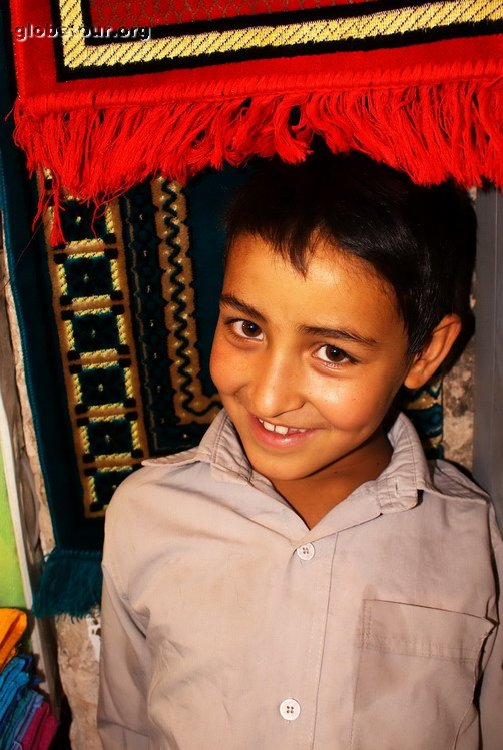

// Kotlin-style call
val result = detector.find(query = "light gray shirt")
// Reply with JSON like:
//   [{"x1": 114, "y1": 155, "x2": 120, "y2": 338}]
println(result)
[{"x1": 98, "y1": 411, "x2": 503, "y2": 749}]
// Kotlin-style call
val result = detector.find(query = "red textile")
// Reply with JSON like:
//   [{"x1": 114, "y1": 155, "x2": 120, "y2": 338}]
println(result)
[
  {"x1": 88, "y1": 0, "x2": 369, "y2": 26},
  {"x1": 8, "y1": 0, "x2": 503, "y2": 242},
  {"x1": 20, "y1": 703, "x2": 58, "y2": 750}
]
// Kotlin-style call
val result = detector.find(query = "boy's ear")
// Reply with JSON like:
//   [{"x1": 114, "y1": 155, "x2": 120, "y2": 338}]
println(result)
[{"x1": 404, "y1": 314, "x2": 462, "y2": 390}]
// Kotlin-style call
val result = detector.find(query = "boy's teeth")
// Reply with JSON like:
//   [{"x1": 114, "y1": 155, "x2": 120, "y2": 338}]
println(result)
[{"x1": 260, "y1": 419, "x2": 306, "y2": 435}]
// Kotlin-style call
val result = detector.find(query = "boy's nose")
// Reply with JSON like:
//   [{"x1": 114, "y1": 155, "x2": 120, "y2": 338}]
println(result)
[{"x1": 247, "y1": 349, "x2": 305, "y2": 418}]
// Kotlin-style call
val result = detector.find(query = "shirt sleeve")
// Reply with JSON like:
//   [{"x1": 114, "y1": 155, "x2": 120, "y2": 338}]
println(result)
[
  {"x1": 97, "y1": 564, "x2": 150, "y2": 750},
  {"x1": 479, "y1": 506, "x2": 503, "y2": 750}
]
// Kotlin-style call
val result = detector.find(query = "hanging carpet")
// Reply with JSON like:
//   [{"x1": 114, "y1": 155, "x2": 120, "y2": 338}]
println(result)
[
  {"x1": 3, "y1": 0, "x2": 499, "y2": 616},
  {"x1": 9, "y1": 0, "x2": 503, "y2": 242}
]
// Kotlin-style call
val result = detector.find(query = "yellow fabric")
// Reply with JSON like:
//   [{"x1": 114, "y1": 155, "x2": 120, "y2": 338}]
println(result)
[{"x1": 0, "y1": 608, "x2": 27, "y2": 670}]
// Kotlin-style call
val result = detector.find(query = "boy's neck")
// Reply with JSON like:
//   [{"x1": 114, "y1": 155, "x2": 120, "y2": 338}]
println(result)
[{"x1": 271, "y1": 431, "x2": 393, "y2": 530}]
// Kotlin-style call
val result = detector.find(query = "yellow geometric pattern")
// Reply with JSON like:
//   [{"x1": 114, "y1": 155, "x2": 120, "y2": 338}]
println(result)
[
  {"x1": 152, "y1": 177, "x2": 221, "y2": 425},
  {"x1": 43, "y1": 192, "x2": 149, "y2": 517},
  {"x1": 42, "y1": 173, "x2": 225, "y2": 513}
]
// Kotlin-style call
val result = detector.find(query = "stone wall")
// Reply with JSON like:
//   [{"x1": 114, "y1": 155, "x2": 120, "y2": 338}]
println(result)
[
  {"x1": 443, "y1": 339, "x2": 475, "y2": 469},
  {"x1": 55, "y1": 616, "x2": 101, "y2": 750}
]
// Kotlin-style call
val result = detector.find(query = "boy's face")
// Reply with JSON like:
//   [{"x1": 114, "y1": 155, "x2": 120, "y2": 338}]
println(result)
[{"x1": 210, "y1": 234, "x2": 416, "y2": 486}]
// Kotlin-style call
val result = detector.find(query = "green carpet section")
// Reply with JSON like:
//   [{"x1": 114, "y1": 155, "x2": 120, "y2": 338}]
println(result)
[{"x1": 0, "y1": 447, "x2": 25, "y2": 608}]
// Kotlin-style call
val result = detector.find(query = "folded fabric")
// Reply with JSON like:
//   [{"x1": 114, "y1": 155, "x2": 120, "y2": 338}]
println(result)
[
  {"x1": 0, "y1": 655, "x2": 31, "y2": 725},
  {"x1": 2, "y1": 690, "x2": 41, "y2": 749},
  {"x1": 0, "y1": 653, "x2": 58, "y2": 750},
  {"x1": 0, "y1": 611, "x2": 58, "y2": 749},
  {"x1": 17, "y1": 701, "x2": 58, "y2": 750},
  {"x1": 0, "y1": 610, "x2": 27, "y2": 671},
  {"x1": 11, "y1": 690, "x2": 42, "y2": 740}
]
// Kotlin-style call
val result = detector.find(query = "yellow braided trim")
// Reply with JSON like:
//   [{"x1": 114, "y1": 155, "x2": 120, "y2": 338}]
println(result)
[{"x1": 153, "y1": 177, "x2": 220, "y2": 424}]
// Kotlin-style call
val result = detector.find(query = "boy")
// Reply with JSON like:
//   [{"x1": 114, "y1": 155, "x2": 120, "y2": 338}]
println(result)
[{"x1": 98, "y1": 152, "x2": 503, "y2": 749}]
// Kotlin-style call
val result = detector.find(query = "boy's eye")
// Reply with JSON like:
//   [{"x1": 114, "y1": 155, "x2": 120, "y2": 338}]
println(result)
[
  {"x1": 229, "y1": 319, "x2": 264, "y2": 340},
  {"x1": 314, "y1": 344, "x2": 352, "y2": 364}
]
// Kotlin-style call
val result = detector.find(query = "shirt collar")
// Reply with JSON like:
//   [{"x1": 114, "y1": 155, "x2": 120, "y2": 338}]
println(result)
[
  {"x1": 142, "y1": 410, "x2": 251, "y2": 479},
  {"x1": 374, "y1": 412, "x2": 434, "y2": 512},
  {"x1": 143, "y1": 409, "x2": 434, "y2": 518}
]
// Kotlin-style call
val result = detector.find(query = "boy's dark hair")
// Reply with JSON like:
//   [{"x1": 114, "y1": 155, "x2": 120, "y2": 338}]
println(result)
[{"x1": 224, "y1": 150, "x2": 476, "y2": 356}]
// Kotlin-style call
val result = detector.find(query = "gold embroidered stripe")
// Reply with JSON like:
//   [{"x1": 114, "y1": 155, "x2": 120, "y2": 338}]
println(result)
[
  {"x1": 152, "y1": 177, "x2": 221, "y2": 425},
  {"x1": 43, "y1": 183, "x2": 149, "y2": 517},
  {"x1": 59, "y1": 0, "x2": 503, "y2": 69}
]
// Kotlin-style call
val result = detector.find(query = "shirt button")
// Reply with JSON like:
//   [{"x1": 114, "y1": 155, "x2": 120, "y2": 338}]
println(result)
[
  {"x1": 279, "y1": 698, "x2": 301, "y2": 721},
  {"x1": 296, "y1": 543, "x2": 315, "y2": 561}
]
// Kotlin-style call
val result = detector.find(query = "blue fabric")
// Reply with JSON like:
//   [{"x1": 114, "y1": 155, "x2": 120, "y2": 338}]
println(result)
[
  {"x1": 3, "y1": 690, "x2": 41, "y2": 748},
  {"x1": 0, "y1": 656, "x2": 31, "y2": 718}
]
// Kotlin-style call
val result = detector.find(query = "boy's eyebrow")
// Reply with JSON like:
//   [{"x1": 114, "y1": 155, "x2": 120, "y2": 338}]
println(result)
[
  {"x1": 219, "y1": 294, "x2": 267, "y2": 323},
  {"x1": 221, "y1": 294, "x2": 379, "y2": 347},
  {"x1": 299, "y1": 324, "x2": 379, "y2": 348}
]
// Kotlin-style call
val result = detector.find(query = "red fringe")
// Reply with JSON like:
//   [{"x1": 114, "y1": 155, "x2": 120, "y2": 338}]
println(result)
[{"x1": 13, "y1": 78, "x2": 503, "y2": 245}]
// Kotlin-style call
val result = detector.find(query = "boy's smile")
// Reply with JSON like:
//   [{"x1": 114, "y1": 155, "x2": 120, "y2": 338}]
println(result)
[{"x1": 210, "y1": 234, "x2": 418, "y2": 518}]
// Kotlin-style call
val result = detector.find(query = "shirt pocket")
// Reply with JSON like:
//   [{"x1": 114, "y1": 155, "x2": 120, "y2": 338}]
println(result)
[{"x1": 350, "y1": 599, "x2": 495, "y2": 750}]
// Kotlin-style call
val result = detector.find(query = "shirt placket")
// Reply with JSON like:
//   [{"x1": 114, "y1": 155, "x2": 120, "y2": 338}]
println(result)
[{"x1": 270, "y1": 532, "x2": 338, "y2": 749}]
